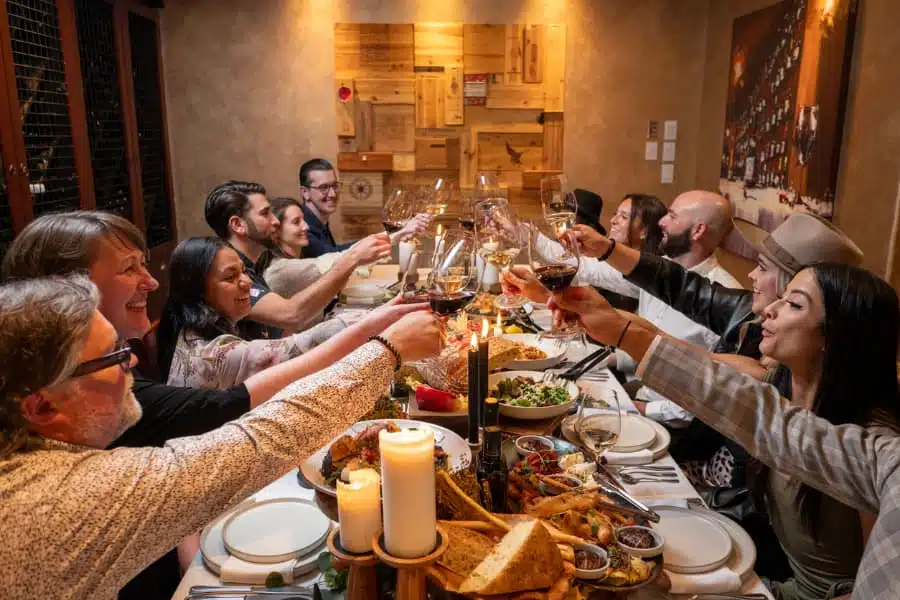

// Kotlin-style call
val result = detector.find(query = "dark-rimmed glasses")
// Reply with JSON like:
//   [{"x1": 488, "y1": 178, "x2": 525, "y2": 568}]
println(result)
[
  {"x1": 70, "y1": 341, "x2": 133, "y2": 379},
  {"x1": 302, "y1": 182, "x2": 343, "y2": 194}
]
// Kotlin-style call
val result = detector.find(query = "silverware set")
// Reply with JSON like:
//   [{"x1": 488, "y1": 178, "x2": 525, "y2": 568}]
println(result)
[
  {"x1": 612, "y1": 464, "x2": 681, "y2": 485},
  {"x1": 187, "y1": 584, "x2": 316, "y2": 600}
]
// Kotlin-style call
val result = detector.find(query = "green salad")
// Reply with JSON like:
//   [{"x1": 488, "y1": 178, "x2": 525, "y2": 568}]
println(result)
[{"x1": 492, "y1": 376, "x2": 570, "y2": 408}]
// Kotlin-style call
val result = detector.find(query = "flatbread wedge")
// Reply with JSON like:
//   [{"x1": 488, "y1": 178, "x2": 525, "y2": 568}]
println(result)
[{"x1": 459, "y1": 520, "x2": 565, "y2": 595}]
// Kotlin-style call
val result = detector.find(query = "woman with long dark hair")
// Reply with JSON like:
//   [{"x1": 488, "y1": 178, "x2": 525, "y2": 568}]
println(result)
[
  {"x1": 158, "y1": 237, "x2": 423, "y2": 389},
  {"x1": 747, "y1": 263, "x2": 898, "y2": 599},
  {"x1": 608, "y1": 193, "x2": 667, "y2": 254}
]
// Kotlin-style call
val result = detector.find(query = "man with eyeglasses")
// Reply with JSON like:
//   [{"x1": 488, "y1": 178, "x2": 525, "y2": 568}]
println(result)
[
  {"x1": 0, "y1": 274, "x2": 443, "y2": 599},
  {"x1": 299, "y1": 158, "x2": 351, "y2": 258}
]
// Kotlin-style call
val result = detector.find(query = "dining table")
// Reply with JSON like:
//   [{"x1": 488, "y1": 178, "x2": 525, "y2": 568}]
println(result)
[{"x1": 171, "y1": 265, "x2": 774, "y2": 600}]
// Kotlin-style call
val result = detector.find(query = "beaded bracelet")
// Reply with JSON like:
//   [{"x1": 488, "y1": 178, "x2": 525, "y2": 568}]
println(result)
[{"x1": 369, "y1": 335, "x2": 402, "y2": 371}]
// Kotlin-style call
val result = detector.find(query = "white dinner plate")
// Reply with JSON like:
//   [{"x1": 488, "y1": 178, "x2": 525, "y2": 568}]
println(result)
[
  {"x1": 613, "y1": 414, "x2": 658, "y2": 453},
  {"x1": 299, "y1": 419, "x2": 471, "y2": 498},
  {"x1": 222, "y1": 498, "x2": 331, "y2": 564},
  {"x1": 562, "y1": 412, "x2": 671, "y2": 461},
  {"x1": 489, "y1": 370, "x2": 578, "y2": 420},
  {"x1": 652, "y1": 506, "x2": 733, "y2": 574},
  {"x1": 501, "y1": 334, "x2": 567, "y2": 370},
  {"x1": 688, "y1": 506, "x2": 757, "y2": 581},
  {"x1": 200, "y1": 499, "x2": 325, "y2": 578}
]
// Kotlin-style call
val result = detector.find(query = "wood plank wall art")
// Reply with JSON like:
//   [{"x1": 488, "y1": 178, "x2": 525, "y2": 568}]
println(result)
[{"x1": 334, "y1": 23, "x2": 566, "y2": 234}]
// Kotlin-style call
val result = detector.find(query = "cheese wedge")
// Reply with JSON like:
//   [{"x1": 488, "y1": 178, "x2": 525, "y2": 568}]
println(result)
[{"x1": 458, "y1": 519, "x2": 565, "y2": 595}]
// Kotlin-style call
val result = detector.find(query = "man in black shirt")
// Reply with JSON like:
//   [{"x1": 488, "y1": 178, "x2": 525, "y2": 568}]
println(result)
[{"x1": 298, "y1": 158, "x2": 354, "y2": 258}]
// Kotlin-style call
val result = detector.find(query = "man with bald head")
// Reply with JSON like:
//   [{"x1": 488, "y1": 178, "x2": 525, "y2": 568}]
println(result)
[{"x1": 525, "y1": 190, "x2": 742, "y2": 427}]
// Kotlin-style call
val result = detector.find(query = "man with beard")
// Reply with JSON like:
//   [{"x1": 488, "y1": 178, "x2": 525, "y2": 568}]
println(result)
[{"x1": 523, "y1": 190, "x2": 741, "y2": 427}]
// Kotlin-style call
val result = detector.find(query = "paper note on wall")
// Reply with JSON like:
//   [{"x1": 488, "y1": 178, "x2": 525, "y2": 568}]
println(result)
[
  {"x1": 663, "y1": 120, "x2": 678, "y2": 141},
  {"x1": 662, "y1": 142, "x2": 676, "y2": 162},
  {"x1": 661, "y1": 163, "x2": 675, "y2": 184},
  {"x1": 645, "y1": 141, "x2": 658, "y2": 161}
]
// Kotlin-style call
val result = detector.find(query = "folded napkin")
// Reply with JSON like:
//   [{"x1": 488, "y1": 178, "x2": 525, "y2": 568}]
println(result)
[
  {"x1": 604, "y1": 448, "x2": 654, "y2": 465},
  {"x1": 666, "y1": 566, "x2": 741, "y2": 595},
  {"x1": 220, "y1": 556, "x2": 296, "y2": 585}
]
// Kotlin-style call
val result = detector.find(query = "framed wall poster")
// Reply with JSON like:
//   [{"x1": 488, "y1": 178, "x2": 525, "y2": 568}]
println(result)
[{"x1": 718, "y1": 0, "x2": 857, "y2": 257}]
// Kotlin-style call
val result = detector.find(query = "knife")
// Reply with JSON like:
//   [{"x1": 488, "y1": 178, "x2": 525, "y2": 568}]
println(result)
[{"x1": 189, "y1": 586, "x2": 313, "y2": 598}]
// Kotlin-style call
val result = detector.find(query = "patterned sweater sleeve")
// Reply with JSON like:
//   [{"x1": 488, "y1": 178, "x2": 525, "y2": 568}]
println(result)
[{"x1": 18, "y1": 342, "x2": 394, "y2": 599}]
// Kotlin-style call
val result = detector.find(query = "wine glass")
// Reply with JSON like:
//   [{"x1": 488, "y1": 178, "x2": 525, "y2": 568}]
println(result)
[
  {"x1": 457, "y1": 188, "x2": 476, "y2": 232},
  {"x1": 527, "y1": 220, "x2": 583, "y2": 341},
  {"x1": 575, "y1": 393, "x2": 622, "y2": 463},
  {"x1": 382, "y1": 187, "x2": 416, "y2": 235},
  {"x1": 475, "y1": 200, "x2": 525, "y2": 310},
  {"x1": 540, "y1": 175, "x2": 578, "y2": 258},
  {"x1": 475, "y1": 172, "x2": 499, "y2": 201},
  {"x1": 426, "y1": 228, "x2": 478, "y2": 317},
  {"x1": 425, "y1": 177, "x2": 452, "y2": 218}
]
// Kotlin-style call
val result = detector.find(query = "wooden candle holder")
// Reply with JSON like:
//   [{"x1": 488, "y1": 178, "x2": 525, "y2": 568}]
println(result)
[
  {"x1": 372, "y1": 524, "x2": 449, "y2": 600},
  {"x1": 327, "y1": 529, "x2": 379, "y2": 600}
]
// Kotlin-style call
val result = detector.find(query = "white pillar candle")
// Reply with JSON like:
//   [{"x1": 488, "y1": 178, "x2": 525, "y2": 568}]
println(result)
[
  {"x1": 379, "y1": 427, "x2": 437, "y2": 558},
  {"x1": 477, "y1": 255, "x2": 500, "y2": 287},
  {"x1": 399, "y1": 241, "x2": 415, "y2": 273},
  {"x1": 336, "y1": 468, "x2": 382, "y2": 553}
]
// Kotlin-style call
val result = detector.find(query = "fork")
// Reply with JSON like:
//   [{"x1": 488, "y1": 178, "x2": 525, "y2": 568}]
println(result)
[{"x1": 616, "y1": 470, "x2": 680, "y2": 485}]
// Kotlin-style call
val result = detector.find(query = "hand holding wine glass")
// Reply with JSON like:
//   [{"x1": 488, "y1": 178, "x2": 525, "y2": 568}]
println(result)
[
  {"x1": 527, "y1": 220, "x2": 583, "y2": 340},
  {"x1": 540, "y1": 175, "x2": 578, "y2": 255},
  {"x1": 427, "y1": 227, "x2": 477, "y2": 317},
  {"x1": 475, "y1": 201, "x2": 525, "y2": 310}
]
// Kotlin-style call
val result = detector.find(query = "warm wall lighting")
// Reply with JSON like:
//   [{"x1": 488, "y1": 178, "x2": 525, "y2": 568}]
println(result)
[{"x1": 821, "y1": 0, "x2": 837, "y2": 28}]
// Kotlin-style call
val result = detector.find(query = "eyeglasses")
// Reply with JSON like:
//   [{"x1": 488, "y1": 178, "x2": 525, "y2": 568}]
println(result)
[
  {"x1": 70, "y1": 341, "x2": 133, "y2": 379},
  {"x1": 303, "y1": 182, "x2": 342, "y2": 194}
]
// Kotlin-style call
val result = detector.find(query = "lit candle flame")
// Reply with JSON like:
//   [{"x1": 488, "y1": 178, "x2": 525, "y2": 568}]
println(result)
[
  {"x1": 481, "y1": 318, "x2": 489, "y2": 338},
  {"x1": 470, "y1": 332, "x2": 478, "y2": 350}
]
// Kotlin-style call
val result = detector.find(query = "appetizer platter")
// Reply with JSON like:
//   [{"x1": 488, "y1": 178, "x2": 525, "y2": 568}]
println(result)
[
  {"x1": 501, "y1": 334, "x2": 566, "y2": 370},
  {"x1": 299, "y1": 420, "x2": 471, "y2": 497}
]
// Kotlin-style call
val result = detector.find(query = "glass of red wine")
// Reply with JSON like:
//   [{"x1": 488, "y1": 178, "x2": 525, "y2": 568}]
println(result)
[
  {"x1": 527, "y1": 220, "x2": 583, "y2": 341},
  {"x1": 426, "y1": 227, "x2": 478, "y2": 317}
]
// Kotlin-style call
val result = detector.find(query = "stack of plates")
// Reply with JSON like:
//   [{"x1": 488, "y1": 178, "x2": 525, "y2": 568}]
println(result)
[
  {"x1": 340, "y1": 282, "x2": 390, "y2": 306},
  {"x1": 652, "y1": 506, "x2": 734, "y2": 573},
  {"x1": 200, "y1": 498, "x2": 332, "y2": 582},
  {"x1": 614, "y1": 415, "x2": 658, "y2": 453}
]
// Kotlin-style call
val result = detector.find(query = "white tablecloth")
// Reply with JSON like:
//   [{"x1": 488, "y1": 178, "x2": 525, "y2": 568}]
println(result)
[{"x1": 171, "y1": 318, "x2": 772, "y2": 600}]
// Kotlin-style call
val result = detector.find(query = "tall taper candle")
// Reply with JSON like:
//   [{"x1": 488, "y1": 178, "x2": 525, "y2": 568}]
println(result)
[
  {"x1": 478, "y1": 319, "x2": 489, "y2": 425},
  {"x1": 467, "y1": 333, "x2": 480, "y2": 444},
  {"x1": 379, "y1": 427, "x2": 437, "y2": 557},
  {"x1": 336, "y1": 468, "x2": 382, "y2": 553}
]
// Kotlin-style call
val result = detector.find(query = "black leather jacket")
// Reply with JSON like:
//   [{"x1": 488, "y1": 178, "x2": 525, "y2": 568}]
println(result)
[{"x1": 624, "y1": 253, "x2": 762, "y2": 359}]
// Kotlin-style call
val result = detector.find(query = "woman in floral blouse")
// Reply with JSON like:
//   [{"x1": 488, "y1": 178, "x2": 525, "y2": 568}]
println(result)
[{"x1": 158, "y1": 236, "x2": 410, "y2": 389}]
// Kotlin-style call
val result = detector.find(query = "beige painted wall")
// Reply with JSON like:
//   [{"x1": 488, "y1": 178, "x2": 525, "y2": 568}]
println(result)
[
  {"x1": 161, "y1": 0, "x2": 711, "y2": 241},
  {"x1": 695, "y1": 0, "x2": 900, "y2": 278},
  {"x1": 161, "y1": 0, "x2": 900, "y2": 282}
]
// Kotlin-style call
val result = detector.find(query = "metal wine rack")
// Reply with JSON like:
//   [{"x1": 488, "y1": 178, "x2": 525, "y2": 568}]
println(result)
[{"x1": 74, "y1": 0, "x2": 131, "y2": 219}]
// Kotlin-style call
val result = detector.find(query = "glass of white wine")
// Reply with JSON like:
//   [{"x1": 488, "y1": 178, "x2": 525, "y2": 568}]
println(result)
[
  {"x1": 541, "y1": 174, "x2": 578, "y2": 258},
  {"x1": 427, "y1": 228, "x2": 477, "y2": 317},
  {"x1": 475, "y1": 200, "x2": 525, "y2": 310},
  {"x1": 424, "y1": 177, "x2": 452, "y2": 218},
  {"x1": 575, "y1": 404, "x2": 622, "y2": 462}
]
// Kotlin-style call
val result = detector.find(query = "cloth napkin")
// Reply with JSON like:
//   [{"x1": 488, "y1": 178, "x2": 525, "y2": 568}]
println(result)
[
  {"x1": 220, "y1": 556, "x2": 297, "y2": 585},
  {"x1": 666, "y1": 566, "x2": 742, "y2": 594},
  {"x1": 604, "y1": 448, "x2": 654, "y2": 465}
]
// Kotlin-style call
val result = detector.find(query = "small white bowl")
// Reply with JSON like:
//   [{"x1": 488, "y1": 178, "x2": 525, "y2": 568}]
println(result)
[
  {"x1": 514, "y1": 435, "x2": 554, "y2": 456},
  {"x1": 538, "y1": 474, "x2": 583, "y2": 496},
  {"x1": 573, "y1": 544, "x2": 610, "y2": 580},
  {"x1": 615, "y1": 525, "x2": 664, "y2": 558}
]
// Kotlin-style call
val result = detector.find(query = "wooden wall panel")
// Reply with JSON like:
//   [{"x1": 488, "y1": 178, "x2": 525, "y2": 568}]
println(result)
[
  {"x1": 336, "y1": 24, "x2": 414, "y2": 77},
  {"x1": 543, "y1": 25, "x2": 566, "y2": 112},
  {"x1": 338, "y1": 152, "x2": 393, "y2": 172},
  {"x1": 341, "y1": 171, "x2": 384, "y2": 216},
  {"x1": 444, "y1": 66, "x2": 464, "y2": 125},
  {"x1": 355, "y1": 101, "x2": 374, "y2": 151},
  {"x1": 522, "y1": 25, "x2": 544, "y2": 83},
  {"x1": 415, "y1": 136, "x2": 460, "y2": 170},
  {"x1": 414, "y1": 23, "x2": 463, "y2": 68},
  {"x1": 463, "y1": 24, "x2": 505, "y2": 74},
  {"x1": 504, "y1": 25, "x2": 525, "y2": 84},
  {"x1": 336, "y1": 78, "x2": 356, "y2": 136},
  {"x1": 486, "y1": 84, "x2": 545, "y2": 110},
  {"x1": 393, "y1": 152, "x2": 416, "y2": 172},
  {"x1": 415, "y1": 73, "x2": 445, "y2": 128},
  {"x1": 542, "y1": 112, "x2": 564, "y2": 170},
  {"x1": 355, "y1": 78, "x2": 415, "y2": 104},
  {"x1": 478, "y1": 132, "x2": 543, "y2": 172},
  {"x1": 373, "y1": 104, "x2": 415, "y2": 151}
]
